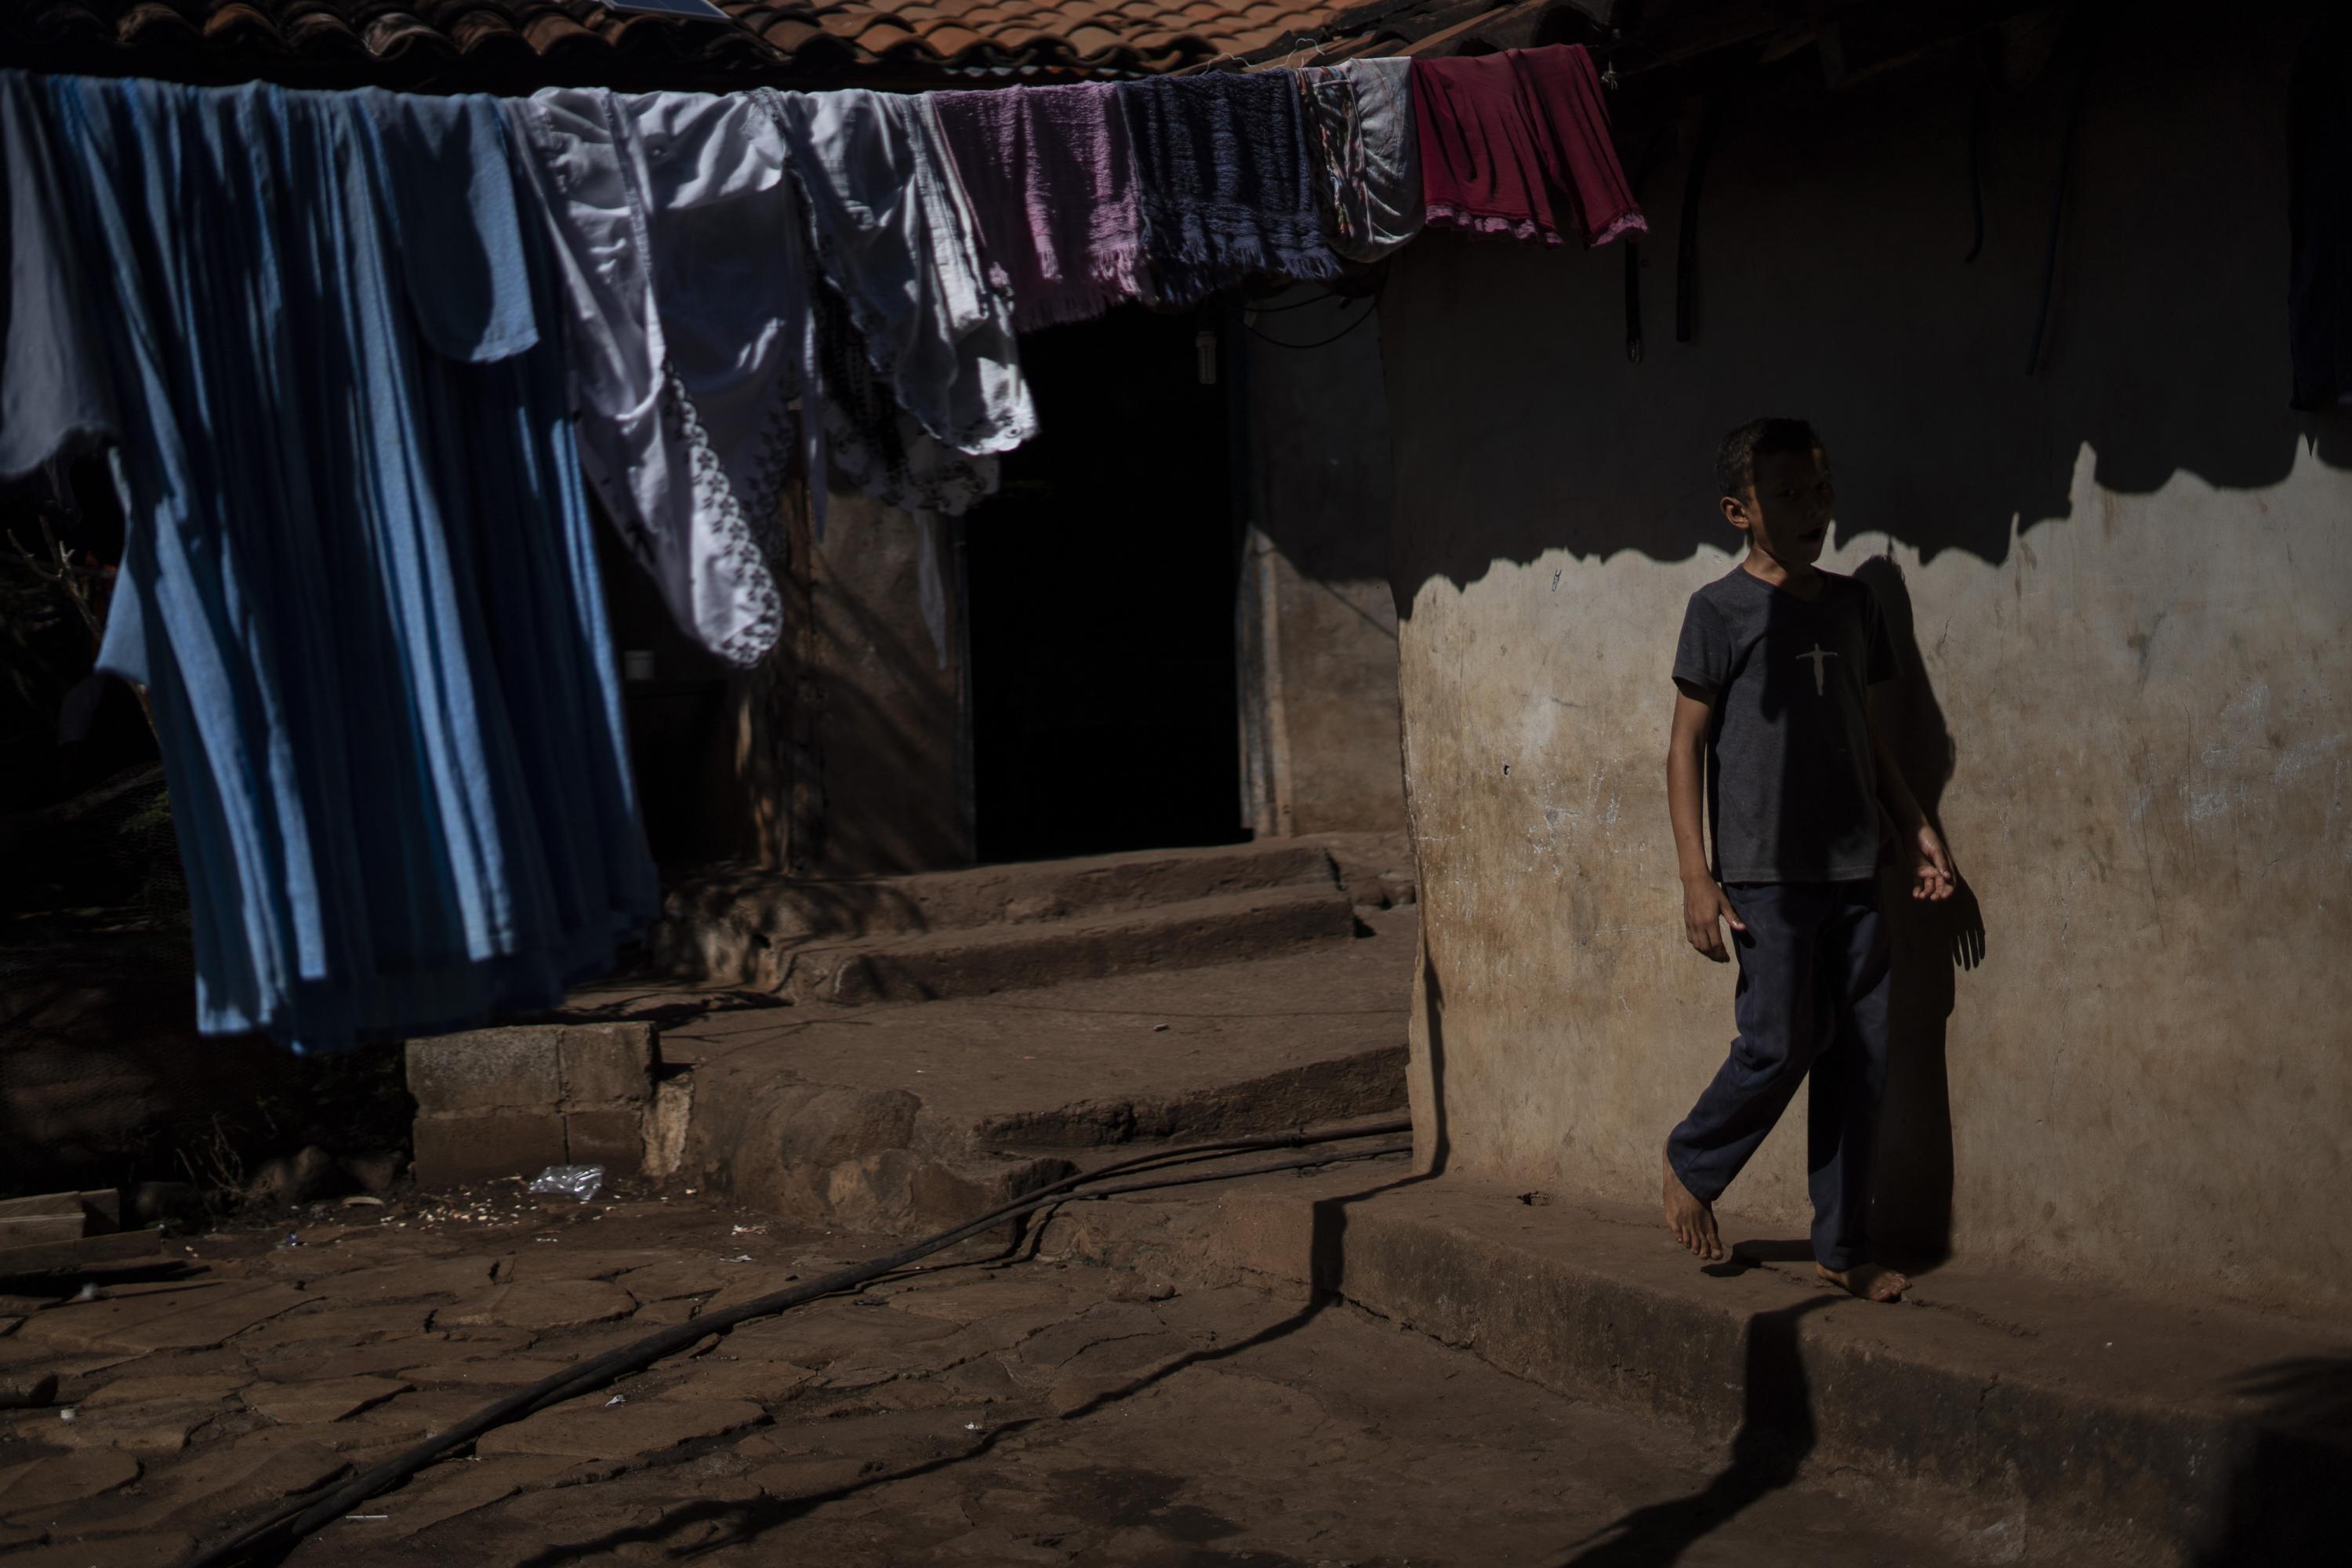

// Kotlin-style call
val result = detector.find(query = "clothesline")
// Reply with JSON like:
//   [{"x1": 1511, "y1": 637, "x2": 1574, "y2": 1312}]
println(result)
[{"x1": 0, "y1": 47, "x2": 1642, "y2": 1054}]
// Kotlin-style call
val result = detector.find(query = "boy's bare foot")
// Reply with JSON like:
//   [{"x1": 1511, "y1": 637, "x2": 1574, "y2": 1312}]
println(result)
[
  {"x1": 1661, "y1": 1144, "x2": 1722, "y2": 1260},
  {"x1": 1816, "y1": 1261, "x2": 1910, "y2": 1301}
]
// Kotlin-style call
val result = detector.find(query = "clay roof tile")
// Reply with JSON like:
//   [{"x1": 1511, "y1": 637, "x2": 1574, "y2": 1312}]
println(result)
[
  {"x1": 919, "y1": 22, "x2": 985, "y2": 56},
  {"x1": 753, "y1": 13, "x2": 829, "y2": 50},
  {"x1": 201, "y1": 2, "x2": 274, "y2": 41},
  {"x1": 1, "y1": 0, "x2": 1410, "y2": 82},
  {"x1": 1062, "y1": 21, "x2": 1130, "y2": 55},
  {"x1": 281, "y1": 8, "x2": 365, "y2": 50},
  {"x1": 116, "y1": 1, "x2": 200, "y2": 46},
  {"x1": 1223, "y1": 21, "x2": 1290, "y2": 53},
  {"x1": 851, "y1": 15, "x2": 920, "y2": 50},
  {"x1": 515, "y1": 9, "x2": 601, "y2": 52}
]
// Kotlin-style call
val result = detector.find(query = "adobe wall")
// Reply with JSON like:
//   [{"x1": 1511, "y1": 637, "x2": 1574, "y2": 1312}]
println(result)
[
  {"x1": 800, "y1": 495, "x2": 971, "y2": 876},
  {"x1": 1384, "y1": 12, "x2": 2352, "y2": 1312},
  {"x1": 1244, "y1": 293, "x2": 1408, "y2": 837}
]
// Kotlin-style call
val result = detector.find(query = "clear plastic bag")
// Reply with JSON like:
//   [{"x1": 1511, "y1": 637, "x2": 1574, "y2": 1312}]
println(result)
[{"x1": 526, "y1": 1164, "x2": 604, "y2": 1202}]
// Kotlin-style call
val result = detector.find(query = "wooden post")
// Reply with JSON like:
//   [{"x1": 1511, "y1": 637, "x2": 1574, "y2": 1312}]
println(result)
[{"x1": 724, "y1": 477, "x2": 824, "y2": 873}]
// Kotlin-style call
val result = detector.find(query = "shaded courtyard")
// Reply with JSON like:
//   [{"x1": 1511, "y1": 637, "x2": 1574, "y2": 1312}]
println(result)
[{"x1": 5, "y1": 1177, "x2": 2036, "y2": 1568}]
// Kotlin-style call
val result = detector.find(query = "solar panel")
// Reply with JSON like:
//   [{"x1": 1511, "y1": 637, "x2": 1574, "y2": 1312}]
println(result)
[{"x1": 606, "y1": 0, "x2": 729, "y2": 19}]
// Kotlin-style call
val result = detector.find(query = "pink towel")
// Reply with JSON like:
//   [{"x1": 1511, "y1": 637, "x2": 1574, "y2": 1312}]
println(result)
[{"x1": 931, "y1": 84, "x2": 1148, "y2": 332}]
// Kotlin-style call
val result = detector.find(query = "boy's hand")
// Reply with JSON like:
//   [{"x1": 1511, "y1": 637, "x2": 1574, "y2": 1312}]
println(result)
[
  {"x1": 1682, "y1": 877, "x2": 1746, "y2": 962},
  {"x1": 1911, "y1": 826, "x2": 1956, "y2": 901}
]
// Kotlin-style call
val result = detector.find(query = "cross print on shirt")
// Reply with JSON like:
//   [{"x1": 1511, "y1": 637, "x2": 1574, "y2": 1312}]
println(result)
[{"x1": 1797, "y1": 644, "x2": 1838, "y2": 697}]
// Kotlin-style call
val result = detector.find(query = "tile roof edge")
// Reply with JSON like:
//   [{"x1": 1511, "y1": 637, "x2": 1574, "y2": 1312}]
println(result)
[
  {"x1": 1185, "y1": 0, "x2": 1597, "y2": 74},
  {"x1": 0, "y1": 0, "x2": 1626, "y2": 88}
]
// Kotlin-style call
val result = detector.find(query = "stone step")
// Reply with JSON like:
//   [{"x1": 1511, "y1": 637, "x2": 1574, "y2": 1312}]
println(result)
[
  {"x1": 769, "y1": 884, "x2": 1359, "y2": 1006},
  {"x1": 1034, "y1": 1169, "x2": 2352, "y2": 1568},
  {"x1": 681, "y1": 1047, "x2": 1410, "y2": 1240},
  {"x1": 667, "y1": 906, "x2": 1419, "y2": 1236},
  {"x1": 653, "y1": 840, "x2": 1345, "y2": 987}
]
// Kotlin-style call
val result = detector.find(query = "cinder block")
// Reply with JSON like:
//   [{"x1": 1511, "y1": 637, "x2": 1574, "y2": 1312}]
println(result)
[
  {"x1": 0, "y1": 1192, "x2": 85, "y2": 1247},
  {"x1": 412, "y1": 1110, "x2": 567, "y2": 1189},
  {"x1": 557, "y1": 1023, "x2": 655, "y2": 1105},
  {"x1": 564, "y1": 1106, "x2": 646, "y2": 1175},
  {"x1": 405, "y1": 1029, "x2": 562, "y2": 1113}
]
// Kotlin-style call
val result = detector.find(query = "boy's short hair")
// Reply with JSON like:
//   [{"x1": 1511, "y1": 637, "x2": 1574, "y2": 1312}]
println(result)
[{"x1": 1715, "y1": 418, "x2": 1822, "y2": 499}]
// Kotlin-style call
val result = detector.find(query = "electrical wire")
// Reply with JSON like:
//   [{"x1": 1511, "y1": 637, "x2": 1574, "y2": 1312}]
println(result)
[
  {"x1": 1247, "y1": 299, "x2": 1377, "y2": 351},
  {"x1": 1248, "y1": 290, "x2": 1347, "y2": 314},
  {"x1": 179, "y1": 1116, "x2": 1412, "y2": 1568}
]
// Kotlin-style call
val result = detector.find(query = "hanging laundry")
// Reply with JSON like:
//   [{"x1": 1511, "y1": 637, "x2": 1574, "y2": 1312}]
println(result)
[
  {"x1": 506, "y1": 89, "x2": 817, "y2": 669},
  {"x1": 1411, "y1": 45, "x2": 1646, "y2": 248},
  {"x1": 931, "y1": 83, "x2": 1149, "y2": 332},
  {"x1": 16, "y1": 71, "x2": 657, "y2": 1051},
  {"x1": 0, "y1": 75, "x2": 109, "y2": 488},
  {"x1": 809, "y1": 283, "x2": 1000, "y2": 517},
  {"x1": 1300, "y1": 58, "x2": 1424, "y2": 263},
  {"x1": 764, "y1": 87, "x2": 1035, "y2": 463},
  {"x1": 1116, "y1": 71, "x2": 1342, "y2": 307}
]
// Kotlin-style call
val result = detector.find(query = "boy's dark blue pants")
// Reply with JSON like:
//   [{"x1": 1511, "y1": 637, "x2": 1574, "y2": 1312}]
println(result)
[{"x1": 1667, "y1": 880, "x2": 1892, "y2": 1272}]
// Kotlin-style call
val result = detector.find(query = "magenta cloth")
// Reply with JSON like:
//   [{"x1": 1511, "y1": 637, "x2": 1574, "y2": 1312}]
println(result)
[
  {"x1": 931, "y1": 83, "x2": 1146, "y2": 332},
  {"x1": 1410, "y1": 45, "x2": 1646, "y2": 247}
]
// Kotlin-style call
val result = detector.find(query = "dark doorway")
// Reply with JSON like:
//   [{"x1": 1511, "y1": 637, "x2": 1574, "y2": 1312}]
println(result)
[{"x1": 964, "y1": 307, "x2": 1244, "y2": 864}]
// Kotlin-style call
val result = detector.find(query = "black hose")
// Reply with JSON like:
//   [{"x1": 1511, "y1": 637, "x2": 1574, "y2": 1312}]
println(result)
[
  {"x1": 1675, "y1": 99, "x2": 1720, "y2": 345},
  {"x1": 1624, "y1": 234, "x2": 1644, "y2": 363},
  {"x1": 2025, "y1": 27, "x2": 2099, "y2": 374},
  {"x1": 1624, "y1": 125, "x2": 1675, "y2": 365},
  {"x1": 180, "y1": 1116, "x2": 1412, "y2": 1568},
  {"x1": 1964, "y1": 47, "x2": 1991, "y2": 264}
]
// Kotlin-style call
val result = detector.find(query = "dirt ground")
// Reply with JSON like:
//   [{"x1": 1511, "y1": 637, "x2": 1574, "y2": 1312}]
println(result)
[{"x1": 2, "y1": 1180, "x2": 2023, "y2": 1568}]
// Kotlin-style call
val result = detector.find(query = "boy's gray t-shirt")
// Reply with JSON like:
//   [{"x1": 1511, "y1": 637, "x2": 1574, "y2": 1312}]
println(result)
[{"x1": 1672, "y1": 567, "x2": 1894, "y2": 883}]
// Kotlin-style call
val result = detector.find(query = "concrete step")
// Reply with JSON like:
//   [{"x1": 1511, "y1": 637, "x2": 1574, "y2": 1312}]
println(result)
[
  {"x1": 653, "y1": 840, "x2": 1350, "y2": 988},
  {"x1": 1033, "y1": 1168, "x2": 2352, "y2": 1567},
  {"x1": 666, "y1": 907, "x2": 1418, "y2": 1237},
  {"x1": 771, "y1": 884, "x2": 1359, "y2": 1006}
]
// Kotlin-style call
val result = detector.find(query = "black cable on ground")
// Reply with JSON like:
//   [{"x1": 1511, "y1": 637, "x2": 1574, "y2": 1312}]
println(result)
[{"x1": 180, "y1": 1117, "x2": 1413, "y2": 1568}]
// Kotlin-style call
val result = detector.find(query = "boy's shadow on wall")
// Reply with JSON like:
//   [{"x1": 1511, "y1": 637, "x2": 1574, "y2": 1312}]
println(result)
[{"x1": 1854, "y1": 554, "x2": 1984, "y2": 1267}]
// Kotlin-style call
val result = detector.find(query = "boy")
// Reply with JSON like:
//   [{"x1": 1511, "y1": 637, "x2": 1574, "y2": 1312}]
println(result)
[{"x1": 1660, "y1": 418, "x2": 1953, "y2": 1304}]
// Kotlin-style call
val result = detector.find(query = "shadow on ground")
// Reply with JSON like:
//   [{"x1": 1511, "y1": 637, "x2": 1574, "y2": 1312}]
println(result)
[
  {"x1": 1557, "y1": 1294, "x2": 1840, "y2": 1567},
  {"x1": 473, "y1": 969, "x2": 1460, "y2": 1568},
  {"x1": 2194, "y1": 1356, "x2": 2352, "y2": 1565}
]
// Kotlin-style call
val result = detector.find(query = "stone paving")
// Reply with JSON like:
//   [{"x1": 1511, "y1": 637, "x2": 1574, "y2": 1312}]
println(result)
[{"x1": 1, "y1": 1179, "x2": 2030, "y2": 1568}]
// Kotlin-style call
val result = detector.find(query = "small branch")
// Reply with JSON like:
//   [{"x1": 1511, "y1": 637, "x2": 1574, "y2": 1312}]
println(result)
[{"x1": 6, "y1": 514, "x2": 158, "y2": 742}]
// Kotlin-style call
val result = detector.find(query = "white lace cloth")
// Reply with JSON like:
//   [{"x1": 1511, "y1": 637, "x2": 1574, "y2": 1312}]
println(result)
[{"x1": 506, "y1": 89, "x2": 816, "y2": 669}]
